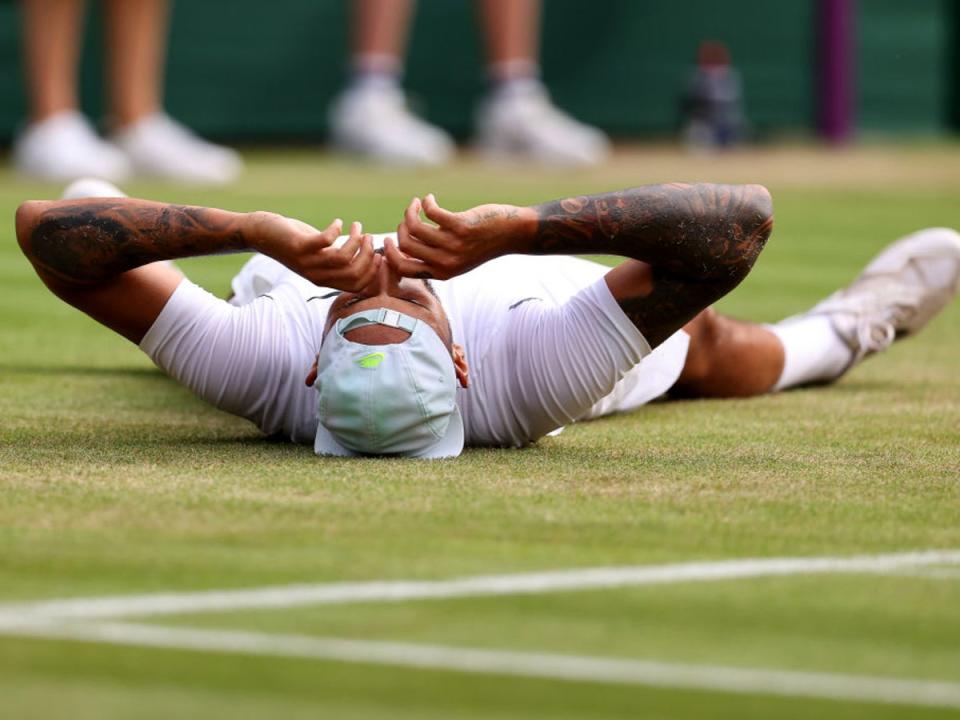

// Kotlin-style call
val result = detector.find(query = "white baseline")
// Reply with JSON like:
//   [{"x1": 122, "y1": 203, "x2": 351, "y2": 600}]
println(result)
[
  {"x1": 1, "y1": 617, "x2": 959, "y2": 710},
  {"x1": 2, "y1": 549, "x2": 959, "y2": 621}
]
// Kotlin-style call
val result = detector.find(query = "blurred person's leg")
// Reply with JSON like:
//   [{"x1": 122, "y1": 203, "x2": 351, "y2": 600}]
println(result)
[
  {"x1": 473, "y1": 0, "x2": 610, "y2": 167},
  {"x1": 105, "y1": 0, "x2": 165, "y2": 125},
  {"x1": 15, "y1": 0, "x2": 130, "y2": 181},
  {"x1": 22, "y1": 0, "x2": 82, "y2": 122},
  {"x1": 352, "y1": 0, "x2": 413, "y2": 77},
  {"x1": 328, "y1": 0, "x2": 454, "y2": 166},
  {"x1": 105, "y1": 0, "x2": 243, "y2": 184}
]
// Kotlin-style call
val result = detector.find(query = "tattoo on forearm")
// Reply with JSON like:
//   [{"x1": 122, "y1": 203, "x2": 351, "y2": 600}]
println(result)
[
  {"x1": 465, "y1": 206, "x2": 519, "y2": 228},
  {"x1": 26, "y1": 200, "x2": 250, "y2": 286},
  {"x1": 533, "y1": 183, "x2": 772, "y2": 280},
  {"x1": 533, "y1": 183, "x2": 774, "y2": 346}
]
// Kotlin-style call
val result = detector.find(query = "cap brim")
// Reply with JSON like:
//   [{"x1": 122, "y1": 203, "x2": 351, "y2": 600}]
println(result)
[{"x1": 313, "y1": 404, "x2": 465, "y2": 460}]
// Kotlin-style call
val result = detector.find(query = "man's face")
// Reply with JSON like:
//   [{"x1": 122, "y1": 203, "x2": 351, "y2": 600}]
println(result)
[
  {"x1": 307, "y1": 258, "x2": 469, "y2": 390},
  {"x1": 323, "y1": 259, "x2": 452, "y2": 348}
]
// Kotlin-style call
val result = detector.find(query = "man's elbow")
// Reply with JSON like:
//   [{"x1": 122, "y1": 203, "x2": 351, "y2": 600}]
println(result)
[
  {"x1": 744, "y1": 184, "x2": 774, "y2": 249},
  {"x1": 15, "y1": 200, "x2": 46, "y2": 255},
  {"x1": 727, "y1": 184, "x2": 773, "y2": 283}
]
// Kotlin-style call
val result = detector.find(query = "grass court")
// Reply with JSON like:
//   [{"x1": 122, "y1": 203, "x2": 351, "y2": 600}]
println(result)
[{"x1": 1, "y1": 144, "x2": 959, "y2": 719}]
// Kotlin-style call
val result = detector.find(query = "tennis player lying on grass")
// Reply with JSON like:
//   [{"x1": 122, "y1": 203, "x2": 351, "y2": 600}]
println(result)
[{"x1": 15, "y1": 179, "x2": 960, "y2": 458}]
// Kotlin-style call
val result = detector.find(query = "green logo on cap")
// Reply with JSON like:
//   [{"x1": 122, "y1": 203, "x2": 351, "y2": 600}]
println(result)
[{"x1": 357, "y1": 352, "x2": 386, "y2": 369}]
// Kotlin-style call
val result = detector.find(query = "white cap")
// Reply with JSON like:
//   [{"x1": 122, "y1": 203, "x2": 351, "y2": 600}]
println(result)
[{"x1": 313, "y1": 308, "x2": 464, "y2": 459}]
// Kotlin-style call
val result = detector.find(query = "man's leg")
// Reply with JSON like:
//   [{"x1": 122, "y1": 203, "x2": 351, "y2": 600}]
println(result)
[
  {"x1": 104, "y1": 0, "x2": 242, "y2": 184},
  {"x1": 478, "y1": 0, "x2": 540, "y2": 78},
  {"x1": 104, "y1": 0, "x2": 167, "y2": 127},
  {"x1": 21, "y1": 0, "x2": 84, "y2": 123},
  {"x1": 673, "y1": 227, "x2": 960, "y2": 398},
  {"x1": 671, "y1": 308, "x2": 784, "y2": 398},
  {"x1": 15, "y1": 0, "x2": 130, "y2": 181},
  {"x1": 351, "y1": 0, "x2": 415, "y2": 70},
  {"x1": 473, "y1": 0, "x2": 610, "y2": 166},
  {"x1": 328, "y1": 0, "x2": 454, "y2": 166}
]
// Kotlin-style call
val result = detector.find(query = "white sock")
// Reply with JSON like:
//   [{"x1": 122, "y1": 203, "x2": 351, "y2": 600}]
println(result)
[
  {"x1": 349, "y1": 54, "x2": 402, "y2": 93},
  {"x1": 488, "y1": 61, "x2": 541, "y2": 100},
  {"x1": 767, "y1": 315, "x2": 854, "y2": 391}
]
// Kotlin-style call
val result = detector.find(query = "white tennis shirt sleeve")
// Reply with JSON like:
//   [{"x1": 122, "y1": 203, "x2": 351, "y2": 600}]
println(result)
[
  {"x1": 465, "y1": 278, "x2": 650, "y2": 445},
  {"x1": 139, "y1": 279, "x2": 318, "y2": 442}
]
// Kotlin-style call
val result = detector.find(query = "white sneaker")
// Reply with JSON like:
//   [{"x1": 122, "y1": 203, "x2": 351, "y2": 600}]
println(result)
[
  {"x1": 474, "y1": 81, "x2": 611, "y2": 167},
  {"x1": 328, "y1": 85, "x2": 454, "y2": 167},
  {"x1": 804, "y1": 228, "x2": 960, "y2": 369},
  {"x1": 13, "y1": 111, "x2": 131, "y2": 183},
  {"x1": 112, "y1": 112, "x2": 243, "y2": 185},
  {"x1": 61, "y1": 177, "x2": 127, "y2": 199}
]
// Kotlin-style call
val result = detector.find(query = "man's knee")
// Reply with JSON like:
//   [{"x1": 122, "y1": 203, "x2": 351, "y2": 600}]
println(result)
[{"x1": 680, "y1": 307, "x2": 722, "y2": 382}]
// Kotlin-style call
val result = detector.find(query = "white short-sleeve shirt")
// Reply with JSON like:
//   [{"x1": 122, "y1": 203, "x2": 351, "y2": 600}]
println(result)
[{"x1": 140, "y1": 249, "x2": 689, "y2": 448}]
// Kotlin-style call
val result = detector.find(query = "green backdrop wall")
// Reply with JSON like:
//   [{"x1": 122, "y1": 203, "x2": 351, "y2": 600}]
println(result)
[{"x1": 0, "y1": 0, "x2": 954, "y2": 143}]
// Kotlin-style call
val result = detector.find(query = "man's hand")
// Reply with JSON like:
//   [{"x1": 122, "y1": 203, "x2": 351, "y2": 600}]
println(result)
[
  {"x1": 384, "y1": 194, "x2": 536, "y2": 280},
  {"x1": 253, "y1": 213, "x2": 381, "y2": 291}
]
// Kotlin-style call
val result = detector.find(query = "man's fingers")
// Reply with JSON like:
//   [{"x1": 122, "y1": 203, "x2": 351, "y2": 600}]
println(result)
[
  {"x1": 322, "y1": 236, "x2": 379, "y2": 291},
  {"x1": 384, "y1": 235, "x2": 414, "y2": 269},
  {"x1": 349, "y1": 220, "x2": 363, "y2": 244},
  {"x1": 397, "y1": 221, "x2": 445, "y2": 266},
  {"x1": 385, "y1": 236, "x2": 433, "y2": 278},
  {"x1": 355, "y1": 244, "x2": 382, "y2": 288},
  {"x1": 353, "y1": 232, "x2": 376, "y2": 270},
  {"x1": 331, "y1": 221, "x2": 362, "y2": 263},
  {"x1": 394, "y1": 224, "x2": 414, "y2": 259},
  {"x1": 399, "y1": 233, "x2": 445, "y2": 268},
  {"x1": 403, "y1": 197, "x2": 421, "y2": 227},
  {"x1": 403, "y1": 197, "x2": 444, "y2": 246},
  {"x1": 357, "y1": 246, "x2": 385, "y2": 291},
  {"x1": 321, "y1": 217, "x2": 344, "y2": 241},
  {"x1": 396, "y1": 219, "x2": 414, "y2": 253},
  {"x1": 345, "y1": 235, "x2": 379, "y2": 289},
  {"x1": 421, "y1": 194, "x2": 459, "y2": 228}
]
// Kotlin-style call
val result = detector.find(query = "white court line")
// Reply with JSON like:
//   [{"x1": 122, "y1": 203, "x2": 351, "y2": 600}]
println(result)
[
  {"x1": 4, "y1": 550, "x2": 960, "y2": 621},
  {"x1": 1, "y1": 617, "x2": 959, "y2": 710},
  {"x1": 3, "y1": 549, "x2": 959, "y2": 621}
]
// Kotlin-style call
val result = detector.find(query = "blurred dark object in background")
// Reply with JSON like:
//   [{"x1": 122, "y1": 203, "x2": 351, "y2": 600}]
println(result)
[
  {"x1": 817, "y1": 0, "x2": 856, "y2": 143},
  {"x1": 681, "y1": 41, "x2": 747, "y2": 150}
]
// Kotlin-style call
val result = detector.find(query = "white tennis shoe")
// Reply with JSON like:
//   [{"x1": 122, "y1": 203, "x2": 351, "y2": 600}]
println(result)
[
  {"x1": 111, "y1": 112, "x2": 243, "y2": 185},
  {"x1": 804, "y1": 228, "x2": 960, "y2": 369},
  {"x1": 473, "y1": 81, "x2": 610, "y2": 167},
  {"x1": 328, "y1": 85, "x2": 454, "y2": 167},
  {"x1": 14, "y1": 111, "x2": 131, "y2": 183}
]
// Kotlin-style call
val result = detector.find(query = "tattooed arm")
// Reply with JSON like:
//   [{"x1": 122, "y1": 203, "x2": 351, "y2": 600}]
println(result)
[
  {"x1": 15, "y1": 198, "x2": 379, "y2": 289},
  {"x1": 15, "y1": 198, "x2": 378, "y2": 342},
  {"x1": 531, "y1": 183, "x2": 773, "y2": 345},
  {"x1": 386, "y1": 183, "x2": 773, "y2": 346},
  {"x1": 17, "y1": 199, "x2": 251, "y2": 287}
]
